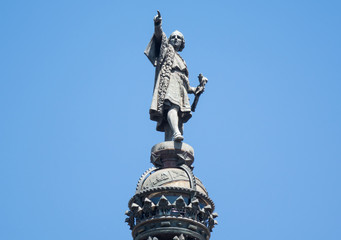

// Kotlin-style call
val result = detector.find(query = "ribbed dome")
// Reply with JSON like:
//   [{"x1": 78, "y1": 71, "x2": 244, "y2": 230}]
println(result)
[{"x1": 136, "y1": 167, "x2": 208, "y2": 196}]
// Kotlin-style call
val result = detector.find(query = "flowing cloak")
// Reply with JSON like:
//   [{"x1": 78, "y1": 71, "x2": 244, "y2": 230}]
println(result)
[{"x1": 145, "y1": 32, "x2": 192, "y2": 132}]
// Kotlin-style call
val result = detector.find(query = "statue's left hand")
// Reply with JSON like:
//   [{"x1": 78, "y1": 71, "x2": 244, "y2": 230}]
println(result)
[
  {"x1": 195, "y1": 85, "x2": 205, "y2": 95},
  {"x1": 195, "y1": 75, "x2": 207, "y2": 95}
]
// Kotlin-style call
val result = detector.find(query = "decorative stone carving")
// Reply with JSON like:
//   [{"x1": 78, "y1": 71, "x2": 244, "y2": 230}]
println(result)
[
  {"x1": 147, "y1": 237, "x2": 158, "y2": 240},
  {"x1": 187, "y1": 198, "x2": 200, "y2": 220},
  {"x1": 150, "y1": 141, "x2": 194, "y2": 168},
  {"x1": 173, "y1": 234, "x2": 185, "y2": 240},
  {"x1": 142, "y1": 197, "x2": 155, "y2": 218},
  {"x1": 175, "y1": 196, "x2": 186, "y2": 212},
  {"x1": 130, "y1": 203, "x2": 142, "y2": 219},
  {"x1": 125, "y1": 210, "x2": 134, "y2": 229},
  {"x1": 156, "y1": 195, "x2": 171, "y2": 215}
]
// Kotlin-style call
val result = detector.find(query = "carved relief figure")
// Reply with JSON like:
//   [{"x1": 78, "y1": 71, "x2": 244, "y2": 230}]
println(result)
[{"x1": 145, "y1": 11, "x2": 207, "y2": 141}]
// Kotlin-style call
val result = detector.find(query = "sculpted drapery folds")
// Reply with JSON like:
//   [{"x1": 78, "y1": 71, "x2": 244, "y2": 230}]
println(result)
[{"x1": 145, "y1": 11, "x2": 206, "y2": 141}]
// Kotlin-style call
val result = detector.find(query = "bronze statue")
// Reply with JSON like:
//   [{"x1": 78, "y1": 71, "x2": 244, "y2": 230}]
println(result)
[
  {"x1": 125, "y1": 13, "x2": 218, "y2": 240},
  {"x1": 145, "y1": 11, "x2": 207, "y2": 141}
]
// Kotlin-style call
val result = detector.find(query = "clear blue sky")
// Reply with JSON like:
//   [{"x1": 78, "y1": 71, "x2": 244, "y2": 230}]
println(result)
[{"x1": 1, "y1": 1, "x2": 340, "y2": 239}]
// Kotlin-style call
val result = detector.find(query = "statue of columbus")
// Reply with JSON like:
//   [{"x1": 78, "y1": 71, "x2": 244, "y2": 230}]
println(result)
[{"x1": 145, "y1": 11, "x2": 207, "y2": 142}]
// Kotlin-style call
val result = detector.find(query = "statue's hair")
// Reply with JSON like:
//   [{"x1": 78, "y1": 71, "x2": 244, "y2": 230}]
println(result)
[{"x1": 169, "y1": 30, "x2": 185, "y2": 52}]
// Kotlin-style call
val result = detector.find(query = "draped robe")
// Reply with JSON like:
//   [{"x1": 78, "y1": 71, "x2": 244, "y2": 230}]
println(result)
[{"x1": 145, "y1": 31, "x2": 192, "y2": 132}]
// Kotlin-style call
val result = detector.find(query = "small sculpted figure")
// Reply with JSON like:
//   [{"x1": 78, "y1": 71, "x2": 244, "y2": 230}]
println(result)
[{"x1": 145, "y1": 11, "x2": 207, "y2": 142}]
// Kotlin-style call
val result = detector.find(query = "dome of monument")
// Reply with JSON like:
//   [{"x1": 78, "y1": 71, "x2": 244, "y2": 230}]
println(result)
[
  {"x1": 126, "y1": 165, "x2": 218, "y2": 240},
  {"x1": 136, "y1": 167, "x2": 208, "y2": 196}
]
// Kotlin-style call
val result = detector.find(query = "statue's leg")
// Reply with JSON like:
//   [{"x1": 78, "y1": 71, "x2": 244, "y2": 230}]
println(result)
[
  {"x1": 164, "y1": 123, "x2": 173, "y2": 141},
  {"x1": 179, "y1": 118, "x2": 184, "y2": 135},
  {"x1": 167, "y1": 105, "x2": 184, "y2": 141}
]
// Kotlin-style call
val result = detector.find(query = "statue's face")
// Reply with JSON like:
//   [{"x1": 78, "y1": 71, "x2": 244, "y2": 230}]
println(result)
[{"x1": 169, "y1": 31, "x2": 184, "y2": 52}]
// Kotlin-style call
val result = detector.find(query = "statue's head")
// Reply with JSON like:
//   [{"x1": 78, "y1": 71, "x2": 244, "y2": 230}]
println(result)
[{"x1": 169, "y1": 30, "x2": 185, "y2": 52}]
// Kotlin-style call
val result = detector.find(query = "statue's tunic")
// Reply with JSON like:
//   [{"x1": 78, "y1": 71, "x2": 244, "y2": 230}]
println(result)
[{"x1": 145, "y1": 32, "x2": 192, "y2": 132}]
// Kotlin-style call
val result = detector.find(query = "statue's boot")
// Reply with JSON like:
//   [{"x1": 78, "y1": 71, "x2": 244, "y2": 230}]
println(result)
[{"x1": 173, "y1": 132, "x2": 184, "y2": 142}]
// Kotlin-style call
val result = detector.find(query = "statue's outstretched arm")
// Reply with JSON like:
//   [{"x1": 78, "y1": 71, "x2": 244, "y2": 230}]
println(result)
[{"x1": 154, "y1": 10, "x2": 163, "y2": 40}]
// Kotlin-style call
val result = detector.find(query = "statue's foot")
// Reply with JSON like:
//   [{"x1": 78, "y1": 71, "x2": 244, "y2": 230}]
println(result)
[{"x1": 173, "y1": 132, "x2": 184, "y2": 142}]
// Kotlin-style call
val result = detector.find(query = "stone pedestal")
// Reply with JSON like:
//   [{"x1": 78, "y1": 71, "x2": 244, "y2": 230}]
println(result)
[{"x1": 151, "y1": 141, "x2": 194, "y2": 168}]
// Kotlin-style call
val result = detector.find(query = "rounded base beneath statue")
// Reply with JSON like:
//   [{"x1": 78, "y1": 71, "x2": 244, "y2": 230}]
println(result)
[{"x1": 151, "y1": 141, "x2": 194, "y2": 168}]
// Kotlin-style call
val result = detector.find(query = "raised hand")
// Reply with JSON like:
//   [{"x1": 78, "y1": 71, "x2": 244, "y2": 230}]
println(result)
[
  {"x1": 195, "y1": 74, "x2": 207, "y2": 95},
  {"x1": 154, "y1": 10, "x2": 162, "y2": 25}
]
